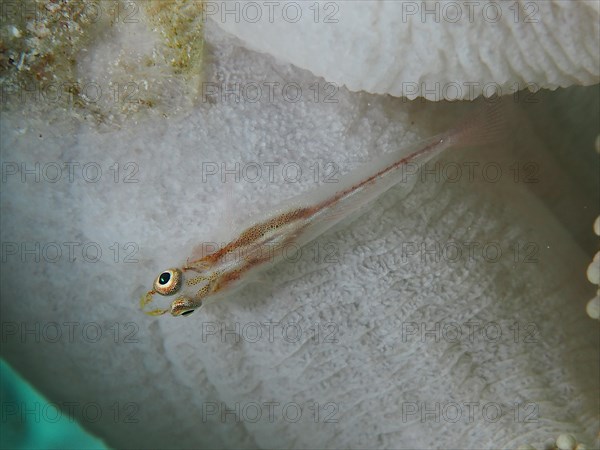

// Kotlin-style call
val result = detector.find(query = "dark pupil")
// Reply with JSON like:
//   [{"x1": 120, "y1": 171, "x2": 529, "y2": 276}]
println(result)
[
  {"x1": 181, "y1": 310, "x2": 194, "y2": 316},
  {"x1": 159, "y1": 272, "x2": 171, "y2": 285}
]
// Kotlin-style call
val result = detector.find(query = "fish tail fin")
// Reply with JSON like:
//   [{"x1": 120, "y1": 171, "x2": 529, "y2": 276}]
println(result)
[{"x1": 447, "y1": 98, "x2": 512, "y2": 149}]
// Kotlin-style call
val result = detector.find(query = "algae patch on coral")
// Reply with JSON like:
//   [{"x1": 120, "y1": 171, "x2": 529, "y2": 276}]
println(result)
[
  {"x1": 0, "y1": 1, "x2": 104, "y2": 107},
  {"x1": 144, "y1": 0, "x2": 205, "y2": 76},
  {"x1": 1, "y1": 0, "x2": 206, "y2": 126}
]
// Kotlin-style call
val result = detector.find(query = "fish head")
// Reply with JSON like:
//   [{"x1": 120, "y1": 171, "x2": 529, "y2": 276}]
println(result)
[{"x1": 140, "y1": 265, "x2": 216, "y2": 317}]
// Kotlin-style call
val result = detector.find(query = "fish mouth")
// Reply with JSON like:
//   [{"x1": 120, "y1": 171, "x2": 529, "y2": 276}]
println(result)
[
  {"x1": 139, "y1": 290, "x2": 170, "y2": 316},
  {"x1": 140, "y1": 290, "x2": 201, "y2": 317}
]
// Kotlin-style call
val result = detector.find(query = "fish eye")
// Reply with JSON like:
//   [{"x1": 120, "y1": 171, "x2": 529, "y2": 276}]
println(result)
[
  {"x1": 170, "y1": 296, "x2": 201, "y2": 317},
  {"x1": 153, "y1": 268, "x2": 182, "y2": 296}
]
